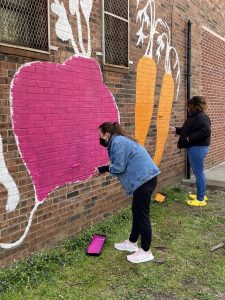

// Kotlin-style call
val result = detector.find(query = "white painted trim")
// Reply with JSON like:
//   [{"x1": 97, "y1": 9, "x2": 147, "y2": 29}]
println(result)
[
  {"x1": 104, "y1": 63, "x2": 129, "y2": 69},
  {"x1": 50, "y1": 45, "x2": 59, "y2": 51},
  {"x1": 101, "y1": 0, "x2": 106, "y2": 65},
  {"x1": 47, "y1": 0, "x2": 51, "y2": 52},
  {"x1": 202, "y1": 25, "x2": 225, "y2": 43},
  {"x1": 96, "y1": 51, "x2": 103, "y2": 56},
  {"x1": 104, "y1": 11, "x2": 129, "y2": 23},
  {"x1": 128, "y1": 0, "x2": 130, "y2": 66},
  {"x1": 0, "y1": 42, "x2": 50, "y2": 54}
]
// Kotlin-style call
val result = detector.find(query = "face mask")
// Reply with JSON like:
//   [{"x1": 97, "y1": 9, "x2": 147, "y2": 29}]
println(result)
[{"x1": 99, "y1": 137, "x2": 108, "y2": 147}]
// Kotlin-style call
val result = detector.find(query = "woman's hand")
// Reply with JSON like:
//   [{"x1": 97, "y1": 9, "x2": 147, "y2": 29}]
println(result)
[
  {"x1": 170, "y1": 126, "x2": 176, "y2": 134},
  {"x1": 94, "y1": 165, "x2": 110, "y2": 176},
  {"x1": 94, "y1": 167, "x2": 100, "y2": 176}
]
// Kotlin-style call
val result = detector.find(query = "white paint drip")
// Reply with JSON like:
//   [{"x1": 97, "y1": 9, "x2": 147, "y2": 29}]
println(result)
[
  {"x1": 0, "y1": 134, "x2": 20, "y2": 212},
  {"x1": 0, "y1": 201, "x2": 41, "y2": 249}
]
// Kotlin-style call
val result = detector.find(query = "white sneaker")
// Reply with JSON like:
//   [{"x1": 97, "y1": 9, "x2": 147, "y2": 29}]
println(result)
[
  {"x1": 114, "y1": 240, "x2": 138, "y2": 252},
  {"x1": 127, "y1": 248, "x2": 154, "y2": 264}
]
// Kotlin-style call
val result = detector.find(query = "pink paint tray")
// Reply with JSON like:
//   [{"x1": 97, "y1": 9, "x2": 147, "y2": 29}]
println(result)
[{"x1": 86, "y1": 234, "x2": 107, "y2": 256}]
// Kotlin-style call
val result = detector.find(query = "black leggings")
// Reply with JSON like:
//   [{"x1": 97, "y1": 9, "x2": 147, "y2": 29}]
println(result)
[{"x1": 129, "y1": 176, "x2": 157, "y2": 251}]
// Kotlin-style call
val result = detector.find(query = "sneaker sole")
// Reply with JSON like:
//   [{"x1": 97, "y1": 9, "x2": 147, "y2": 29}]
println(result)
[
  {"x1": 188, "y1": 195, "x2": 208, "y2": 201},
  {"x1": 127, "y1": 256, "x2": 154, "y2": 264},
  {"x1": 186, "y1": 201, "x2": 207, "y2": 207},
  {"x1": 114, "y1": 245, "x2": 138, "y2": 252}
]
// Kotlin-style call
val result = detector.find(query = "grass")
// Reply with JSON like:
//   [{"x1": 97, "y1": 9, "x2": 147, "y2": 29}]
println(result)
[{"x1": 0, "y1": 186, "x2": 225, "y2": 300}]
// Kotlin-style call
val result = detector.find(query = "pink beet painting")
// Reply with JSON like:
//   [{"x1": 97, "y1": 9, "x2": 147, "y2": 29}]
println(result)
[
  {"x1": 11, "y1": 56, "x2": 119, "y2": 202},
  {"x1": 0, "y1": 0, "x2": 119, "y2": 250}
]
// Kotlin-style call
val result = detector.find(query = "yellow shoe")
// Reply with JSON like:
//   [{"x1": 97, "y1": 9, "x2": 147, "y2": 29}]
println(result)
[
  {"x1": 186, "y1": 199, "x2": 207, "y2": 207},
  {"x1": 188, "y1": 194, "x2": 208, "y2": 201}
]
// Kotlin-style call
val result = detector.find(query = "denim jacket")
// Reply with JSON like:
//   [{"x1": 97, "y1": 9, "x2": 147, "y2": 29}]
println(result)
[{"x1": 107, "y1": 135, "x2": 160, "y2": 195}]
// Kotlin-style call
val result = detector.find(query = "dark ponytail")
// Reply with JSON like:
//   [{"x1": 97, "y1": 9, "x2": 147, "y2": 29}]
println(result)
[
  {"x1": 113, "y1": 122, "x2": 125, "y2": 135},
  {"x1": 99, "y1": 122, "x2": 137, "y2": 142},
  {"x1": 99, "y1": 122, "x2": 125, "y2": 136}
]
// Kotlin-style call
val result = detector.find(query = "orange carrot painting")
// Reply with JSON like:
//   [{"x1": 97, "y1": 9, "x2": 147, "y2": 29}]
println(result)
[
  {"x1": 135, "y1": 0, "x2": 180, "y2": 165},
  {"x1": 154, "y1": 25, "x2": 180, "y2": 166},
  {"x1": 135, "y1": 56, "x2": 157, "y2": 146},
  {"x1": 135, "y1": 0, "x2": 166, "y2": 146}
]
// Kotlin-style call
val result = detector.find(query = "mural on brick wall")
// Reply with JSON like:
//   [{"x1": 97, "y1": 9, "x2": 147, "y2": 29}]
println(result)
[
  {"x1": 0, "y1": 0, "x2": 119, "y2": 249},
  {"x1": 135, "y1": 0, "x2": 180, "y2": 166}
]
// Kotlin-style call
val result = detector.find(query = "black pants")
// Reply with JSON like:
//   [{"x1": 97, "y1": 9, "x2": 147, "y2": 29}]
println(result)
[{"x1": 129, "y1": 176, "x2": 157, "y2": 251}]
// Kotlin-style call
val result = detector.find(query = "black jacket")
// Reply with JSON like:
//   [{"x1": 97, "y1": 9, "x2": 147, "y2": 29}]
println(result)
[{"x1": 176, "y1": 112, "x2": 211, "y2": 149}]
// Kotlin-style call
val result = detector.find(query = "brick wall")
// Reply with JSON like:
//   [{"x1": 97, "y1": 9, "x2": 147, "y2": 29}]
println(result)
[
  {"x1": 201, "y1": 27, "x2": 225, "y2": 169},
  {"x1": 0, "y1": 0, "x2": 225, "y2": 266}
]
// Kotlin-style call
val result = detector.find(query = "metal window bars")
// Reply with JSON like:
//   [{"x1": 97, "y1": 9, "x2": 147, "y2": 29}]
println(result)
[
  {"x1": 0, "y1": 0, "x2": 49, "y2": 52},
  {"x1": 103, "y1": 0, "x2": 129, "y2": 67}
]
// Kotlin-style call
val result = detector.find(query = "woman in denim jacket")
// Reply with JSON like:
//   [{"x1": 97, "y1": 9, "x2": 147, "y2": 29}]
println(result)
[{"x1": 96, "y1": 122, "x2": 160, "y2": 264}]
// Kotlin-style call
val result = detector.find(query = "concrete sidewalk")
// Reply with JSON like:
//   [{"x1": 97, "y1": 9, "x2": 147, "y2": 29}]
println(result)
[{"x1": 183, "y1": 162, "x2": 225, "y2": 189}]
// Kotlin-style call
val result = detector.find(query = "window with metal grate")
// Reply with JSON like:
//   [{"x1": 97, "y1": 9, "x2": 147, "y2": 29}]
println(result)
[
  {"x1": 103, "y1": 0, "x2": 129, "y2": 67},
  {"x1": 0, "y1": 0, "x2": 49, "y2": 53}
]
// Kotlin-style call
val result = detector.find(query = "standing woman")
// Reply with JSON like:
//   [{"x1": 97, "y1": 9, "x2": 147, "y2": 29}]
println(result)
[
  {"x1": 171, "y1": 96, "x2": 211, "y2": 207},
  {"x1": 96, "y1": 122, "x2": 160, "y2": 264}
]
